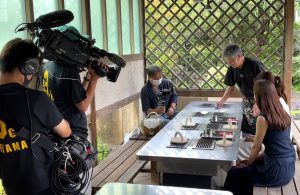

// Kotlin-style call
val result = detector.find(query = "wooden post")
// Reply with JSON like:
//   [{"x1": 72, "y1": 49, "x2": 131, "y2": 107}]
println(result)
[
  {"x1": 82, "y1": 0, "x2": 98, "y2": 154},
  {"x1": 82, "y1": 0, "x2": 92, "y2": 35},
  {"x1": 117, "y1": 0, "x2": 123, "y2": 55},
  {"x1": 151, "y1": 161, "x2": 160, "y2": 185},
  {"x1": 25, "y1": 0, "x2": 34, "y2": 22},
  {"x1": 57, "y1": 0, "x2": 64, "y2": 10},
  {"x1": 91, "y1": 97, "x2": 98, "y2": 162},
  {"x1": 24, "y1": 0, "x2": 34, "y2": 32},
  {"x1": 129, "y1": 0, "x2": 134, "y2": 53},
  {"x1": 141, "y1": 0, "x2": 146, "y2": 81},
  {"x1": 102, "y1": 0, "x2": 108, "y2": 50},
  {"x1": 284, "y1": 0, "x2": 294, "y2": 107}
]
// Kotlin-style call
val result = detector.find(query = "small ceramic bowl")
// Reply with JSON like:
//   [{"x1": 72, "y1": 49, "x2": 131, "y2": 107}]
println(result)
[{"x1": 200, "y1": 111, "x2": 209, "y2": 115}]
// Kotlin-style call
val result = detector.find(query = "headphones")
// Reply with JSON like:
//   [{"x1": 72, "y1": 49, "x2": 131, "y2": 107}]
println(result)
[{"x1": 19, "y1": 58, "x2": 40, "y2": 75}]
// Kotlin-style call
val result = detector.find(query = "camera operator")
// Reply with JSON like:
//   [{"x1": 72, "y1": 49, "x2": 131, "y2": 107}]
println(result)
[
  {"x1": 141, "y1": 65, "x2": 178, "y2": 124},
  {"x1": 0, "y1": 38, "x2": 71, "y2": 195},
  {"x1": 42, "y1": 25, "x2": 108, "y2": 139},
  {"x1": 42, "y1": 25, "x2": 108, "y2": 194}
]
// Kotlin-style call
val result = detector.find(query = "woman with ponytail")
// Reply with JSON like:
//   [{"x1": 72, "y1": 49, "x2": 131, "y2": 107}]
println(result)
[
  {"x1": 224, "y1": 80, "x2": 295, "y2": 195},
  {"x1": 237, "y1": 71, "x2": 291, "y2": 163},
  {"x1": 256, "y1": 71, "x2": 289, "y2": 113}
]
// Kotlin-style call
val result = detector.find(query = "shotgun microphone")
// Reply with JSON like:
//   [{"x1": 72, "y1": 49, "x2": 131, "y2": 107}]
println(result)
[{"x1": 15, "y1": 10, "x2": 74, "y2": 32}]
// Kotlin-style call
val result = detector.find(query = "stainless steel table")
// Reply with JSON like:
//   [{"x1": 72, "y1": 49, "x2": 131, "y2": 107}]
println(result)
[
  {"x1": 136, "y1": 101, "x2": 243, "y2": 186},
  {"x1": 96, "y1": 183, "x2": 233, "y2": 195}
]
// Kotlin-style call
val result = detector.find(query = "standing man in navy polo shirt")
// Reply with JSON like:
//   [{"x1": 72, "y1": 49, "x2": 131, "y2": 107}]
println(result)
[{"x1": 141, "y1": 65, "x2": 178, "y2": 124}]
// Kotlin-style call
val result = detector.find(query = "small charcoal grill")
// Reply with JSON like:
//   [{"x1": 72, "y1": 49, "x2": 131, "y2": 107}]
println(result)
[
  {"x1": 181, "y1": 123, "x2": 201, "y2": 130},
  {"x1": 213, "y1": 112, "x2": 225, "y2": 117},
  {"x1": 193, "y1": 138, "x2": 216, "y2": 150},
  {"x1": 193, "y1": 112, "x2": 209, "y2": 117}
]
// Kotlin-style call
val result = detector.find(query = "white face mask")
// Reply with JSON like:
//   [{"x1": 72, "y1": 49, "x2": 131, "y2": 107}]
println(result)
[{"x1": 151, "y1": 78, "x2": 162, "y2": 86}]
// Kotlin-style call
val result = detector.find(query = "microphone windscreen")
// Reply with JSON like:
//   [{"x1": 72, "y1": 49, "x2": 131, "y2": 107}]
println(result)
[
  {"x1": 35, "y1": 10, "x2": 74, "y2": 29},
  {"x1": 107, "y1": 53, "x2": 126, "y2": 68}
]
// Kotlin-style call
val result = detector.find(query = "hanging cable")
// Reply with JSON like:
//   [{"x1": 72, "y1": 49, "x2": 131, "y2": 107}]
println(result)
[{"x1": 50, "y1": 137, "x2": 96, "y2": 195}]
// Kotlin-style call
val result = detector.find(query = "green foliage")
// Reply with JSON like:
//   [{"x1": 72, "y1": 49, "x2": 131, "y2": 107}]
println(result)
[
  {"x1": 293, "y1": 55, "x2": 300, "y2": 92},
  {"x1": 293, "y1": 1, "x2": 300, "y2": 86},
  {"x1": 97, "y1": 138, "x2": 110, "y2": 161},
  {"x1": 294, "y1": 27, "x2": 300, "y2": 55},
  {"x1": 295, "y1": 22, "x2": 300, "y2": 30},
  {"x1": 291, "y1": 109, "x2": 300, "y2": 118},
  {"x1": 296, "y1": 1, "x2": 300, "y2": 10},
  {"x1": 295, "y1": 3, "x2": 300, "y2": 54},
  {"x1": 145, "y1": 0, "x2": 285, "y2": 90}
]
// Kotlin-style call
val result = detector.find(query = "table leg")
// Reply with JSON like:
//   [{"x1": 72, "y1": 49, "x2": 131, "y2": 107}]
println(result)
[{"x1": 151, "y1": 161, "x2": 160, "y2": 184}]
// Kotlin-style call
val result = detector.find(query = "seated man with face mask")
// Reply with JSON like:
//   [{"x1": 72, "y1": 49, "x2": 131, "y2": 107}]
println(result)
[{"x1": 141, "y1": 65, "x2": 178, "y2": 124}]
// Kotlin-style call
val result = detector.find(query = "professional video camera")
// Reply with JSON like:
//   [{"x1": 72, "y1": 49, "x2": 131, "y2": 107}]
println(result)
[{"x1": 15, "y1": 10, "x2": 126, "y2": 82}]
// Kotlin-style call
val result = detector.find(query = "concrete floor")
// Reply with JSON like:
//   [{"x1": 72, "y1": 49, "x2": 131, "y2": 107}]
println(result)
[
  {"x1": 132, "y1": 162, "x2": 227, "y2": 190},
  {"x1": 133, "y1": 172, "x2": 153, "y2": 185},
  {"x1": 133, "y1": 162, "x2": 153, "y2": 185}
]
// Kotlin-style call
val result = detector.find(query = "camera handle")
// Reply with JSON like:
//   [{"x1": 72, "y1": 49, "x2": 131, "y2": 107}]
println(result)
[{"x1": 91, "y1": 60, "x2": 106, "y2": 77}]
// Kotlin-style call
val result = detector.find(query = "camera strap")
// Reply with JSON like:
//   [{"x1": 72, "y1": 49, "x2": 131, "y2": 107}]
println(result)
[
  {"x1": 16, "y1": 127, "x2": 59, "y2": 152},
  {"x1": 0, "y1": 92, "x2": 58, "y2": 154}
]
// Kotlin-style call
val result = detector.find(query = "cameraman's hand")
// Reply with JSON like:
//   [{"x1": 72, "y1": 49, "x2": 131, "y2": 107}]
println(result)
[{"x1": 88, "y1": 60, "x2": 109, "y2": 80}]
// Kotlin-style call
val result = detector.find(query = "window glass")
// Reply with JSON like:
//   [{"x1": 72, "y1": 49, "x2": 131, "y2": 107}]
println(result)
[
  {"x1": 90, "y1": 0, "x2": 103, "y2": 49},
  {"x1": 121, "y1": 0, "x2": 131, "y2": 54},
  {"x1": 106, "y1": 0, "x2": 119, "y2": 53},
  {"x1": 133, "y1": 0, "x2": 141, "y2": 53},
  {"x1": 0, "y1": 0, "x2": 26, "y2": 50},
  {"x1": 64, "y1": 0, "x2": 82, "y2": 33},
  {"x1": 33, "y1": 0, "x2": 58, "y2": 20}
]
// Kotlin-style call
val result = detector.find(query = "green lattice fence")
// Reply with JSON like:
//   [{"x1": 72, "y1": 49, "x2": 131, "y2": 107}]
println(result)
[{"x1": 145, "y1": 0, "x2": 285, "y2": 90}]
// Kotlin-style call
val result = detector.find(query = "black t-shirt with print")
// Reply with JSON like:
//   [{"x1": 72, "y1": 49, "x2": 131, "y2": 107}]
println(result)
[
  {"x1": 0, "y1": 83, "x2": 63, "y2": 195},
  {"x1": 43, "y1": 61, "x2": 88, "y2": 138},
  {"x1": 224, "y1": 57, "x2": 265, "y2": 99}
]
